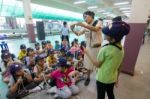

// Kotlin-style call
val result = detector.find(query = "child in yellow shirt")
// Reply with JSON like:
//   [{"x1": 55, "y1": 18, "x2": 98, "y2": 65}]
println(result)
[
  {"x1": 18, "y1": 44, "x2": 26, "y2": 62},
  {"x1": 46, "y1": 49, "x2": 57, "y2": 68},
  {"x1": 46, "y1": 40, "x2": 53, "y2": 50}
]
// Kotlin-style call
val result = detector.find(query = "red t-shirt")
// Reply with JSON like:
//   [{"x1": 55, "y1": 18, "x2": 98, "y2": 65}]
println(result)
[{"x1": 50, "y1": 66, "x2": 74, "y2": 88}]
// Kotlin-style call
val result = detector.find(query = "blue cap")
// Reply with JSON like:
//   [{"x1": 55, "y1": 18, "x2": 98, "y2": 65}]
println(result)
[
  {"x1": 27, "y1": 47, "x2": 34, "y2": 53},
  {"x1": 102, "y1": 20, "x2": 130, "y2": 42},
  {"x1": 66, "y1": 51, "x2": 74, "y2": 58},
  {"x1": 112, "y1": 16, "x2": 122, "y2": 22},
  {"x1": 9, "y1": 62, "x2": 23, "y2": 74},
  {"x1": 60, "y1": 47, "x2": 67, "y2": 52},
  {"x1": 58, "y1": 57, "x2": 69, "y2": 67},
  {"x1": 35, "y1": 53, "x2": 46, "y2": 62},
  {"x1": 20, "y1": 44, "x2": 26, "y2": 49},
  {"x1": 47, "y1": 49, "x2": 55, "y2": 55},
  {"x1": 41, "y1": 41, "x2": 47, "y2": 45},
  {"x1": 35, "y1": 42, "x2": 40, "y2": 46}
]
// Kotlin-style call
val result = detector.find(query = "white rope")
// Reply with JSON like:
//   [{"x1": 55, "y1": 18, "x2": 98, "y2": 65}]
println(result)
[{"x1": 41, "y1": 73, "x2": 51, "y2": 90}]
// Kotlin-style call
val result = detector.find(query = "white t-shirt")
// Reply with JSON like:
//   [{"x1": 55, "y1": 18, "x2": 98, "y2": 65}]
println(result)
[
  {"x1": 25, "y1": 56, "x2": 35, "y2": 66},
  {"x1": 60, "y1": 26, "x2": 69, "y2": 36}
]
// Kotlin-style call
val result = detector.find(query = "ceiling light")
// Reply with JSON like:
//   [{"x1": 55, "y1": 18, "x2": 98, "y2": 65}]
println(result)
[
  {"x1": 124, "y1": 13, "x2": 131, "y2": 16},
  {"x1": 102, "y1": 12, "x2": 110, "y2": 15},
  {"x1": 114, "y1": 2, "x2": 129, "y2": 6},
  {"x1": 97, "y1": 10, "x2": 106, "y2": 12},
  {"x1": 88, "y1": 6, "x2": 98, "y2": 9},
  {"x1": 120, "y1": 7, "x2": 131, "y2": 10},
  {"x1": 124, "y1": 13, "x2": 131, "y2": 15},
  {"x1": 107, "y1": 14, "x2": 116, "y2": 18},
  {"x1": 74, "y1": 0, "x2": 86, "y2": 4},
  {"x1": 122, "y1": 10, "x2": 131, "y2": 13}
]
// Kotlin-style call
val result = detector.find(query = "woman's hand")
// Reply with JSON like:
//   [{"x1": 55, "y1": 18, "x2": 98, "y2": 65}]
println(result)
[
  {"x1": 82, "y1": 46, "x2": 88, "y2": 54},
  {"x1": 76, "y1": 22, "x2": 85, "y2": 27},
  {"x1": 70, "y1": 24, "x2": 76, "y2": 32}
]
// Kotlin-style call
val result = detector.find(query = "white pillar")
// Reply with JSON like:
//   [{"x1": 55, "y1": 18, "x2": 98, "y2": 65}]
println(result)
[
  {"x1": 121, "y1": 0, "x2": 150, "y2": 75},
  {"x1": 129, "y1": 0, "x2": 150, "y2": 23},
  {"x1": 22, "y1": 0, "x2": 35, "y2": 43}
]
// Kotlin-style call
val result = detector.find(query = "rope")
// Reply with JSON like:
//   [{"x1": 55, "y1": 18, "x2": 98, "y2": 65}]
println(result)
[{"x1": 41, "y1": 73, "x2": 51, "y2": 90}]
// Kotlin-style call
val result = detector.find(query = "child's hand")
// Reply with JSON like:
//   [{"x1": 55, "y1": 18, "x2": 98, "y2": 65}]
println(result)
[
  {"x1": 17, "y1": 77, "x2": 23, "y2": 84},
  {"x1": 115, "y1": 79, "x2": 119, "y2": 88}
]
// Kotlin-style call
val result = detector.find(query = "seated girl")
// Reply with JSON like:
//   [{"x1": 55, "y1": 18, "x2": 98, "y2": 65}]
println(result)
[
  {"x1": 34, "y1": 42, "x2": 42, "y2": 55},
  {"x1": 34, "y1": 55, "x2": 49, "y2": 82},
  {"x1": 66, "y1": 51, "x2": 75, "y2": 66},
  {"x1": 46, "y1": 49, "x2": 57, "y2": 69},
  {"x1": 46, "y1": 40, "x2": 53, "y2": 50},
  {"x1": 25, "y1": 47, "x2": 36, "y2": 74},
  {"x1": 61, "y1": 38, "x2": 70, "y2": 51},
  {"x1": 69, "y1": 41, "x2": 80, "y2": 58},
  {"x1": 7, "y1": 62, "x2": 37, "y2": 99},
  {"x1": 54, "y1": 40, "x2": 61, "y2": 53},
  {"x1": 18, "y1": 44, "x2": 27, "y2": 63},
  {"x1": 46, "y1": 57, "x2": 80, "y2": 99},
  {"x1": 57, "y1": 47, "x2": 67, "y2": 59},
  {"x1": 1, "y1": 52, "x2": 15, "y2": 83},
  {"x1": 75, "y1": 51, "x2": 88, "y2": 81}
]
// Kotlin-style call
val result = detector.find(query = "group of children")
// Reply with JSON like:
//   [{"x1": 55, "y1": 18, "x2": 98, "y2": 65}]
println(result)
[{"x1": 0, "y1": 38, "x2": 87, "y2": 99}]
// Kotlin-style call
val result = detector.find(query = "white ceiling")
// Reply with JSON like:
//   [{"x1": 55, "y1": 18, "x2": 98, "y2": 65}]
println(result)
[{"x1": 31, "y1": 0, "x2": 132, "y2": 18}]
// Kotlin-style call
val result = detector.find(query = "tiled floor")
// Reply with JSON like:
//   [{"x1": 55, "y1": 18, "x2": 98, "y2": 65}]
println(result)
[{"x1": 0, "y1": 35, "x2": 150, "y2": 99}]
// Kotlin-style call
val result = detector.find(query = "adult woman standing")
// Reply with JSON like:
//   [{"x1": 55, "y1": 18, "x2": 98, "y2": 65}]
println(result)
[{"x1": 70, "y1": 11, "x2": 102, "y2": 86}]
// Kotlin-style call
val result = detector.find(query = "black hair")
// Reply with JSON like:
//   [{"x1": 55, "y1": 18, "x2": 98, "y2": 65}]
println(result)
[
  {"x1": 99, "y1": 18, "x2": 103, "y2": 21},
  {"x1": 47, "y1": 40, "x2": 51, "y2": 44},
  {"x1": 55, "y1": 40, "x2": 59, "y2": 43},
  {"x1": 83, "y1": 11, "x2": 95, "y2": 19},
  {"x1": 35, "y1": 42, "x2": 40, "y2": 47},
  {"x1": 112, "y1": 16, "x2": 122, "y2": 22},
  {"x1": 26, "y1": 48, "x2": 34, "y2": 56},
  {"x1": 71, "y1": 41, "x2": 75, "y2": 47},
  {"x1": 1, "y1": 51, "x2": 15, "y2": 67},
  {"x1": 63, "y1": 21, "x2": 67, "y2": 25}
]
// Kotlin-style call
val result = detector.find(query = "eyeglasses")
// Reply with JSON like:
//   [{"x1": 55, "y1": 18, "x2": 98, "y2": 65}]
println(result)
[{"x1": 83, "y1": 14, "x2": 88, "y2": 19}]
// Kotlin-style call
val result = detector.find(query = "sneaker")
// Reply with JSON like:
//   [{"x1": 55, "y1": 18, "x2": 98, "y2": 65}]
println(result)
[
  {"x1": 84, "y1": 78, "x2": 90, "y2": 86},
  {"x1": 46, "y1": 86, "x2": 57, "y2": 94},
  {"x1": 53, "y1": 94, "x2": 59, "y2": 99},
  {"x1": 29, "y1": 86, "x2": 42, "y2": 93}
]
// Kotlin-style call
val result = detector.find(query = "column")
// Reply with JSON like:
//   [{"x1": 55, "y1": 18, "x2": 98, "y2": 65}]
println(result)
[
  {"x1": 5, "y1": 17, "x2": 18, "y2": 29},
  {"x1": 121, "y1": 0, "x2": 150, "y2": 75},
  {"x1": 22, "y1": 0, "x2": 35, "y2": 43}
]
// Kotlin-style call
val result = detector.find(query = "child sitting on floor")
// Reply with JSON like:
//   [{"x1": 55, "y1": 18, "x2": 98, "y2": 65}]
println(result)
[
  {"x1": 1, "y1": 52, "x2": 15, "y2": 83},
  {"x1": 18, "y1": 44, "x2": 26, "y2": 63},
  {"x1": 55, "y1": 40, "x2": 61, "y2": 52},
  {"x1": 34, "y1": 54, "x2": 48, "y2": 82},
  {"x1": 25, "y1": 47, "x2": 36, "y2": 74},
  {"x1": 69, "y1": 41, "x2": 80, "y2": 58},
  {"x1": 7, "y1": 62, "x2": 37, "y2": 99},
  {"x1": 46, "y1": 57, "x2": 80, "y2": 99},
  {"x1": 57, "y1": 47, "x2": 67, "y2": 59},
  {"x1": 61, "y1": 38, "x2": 70, "y2": 51},
  {"x1": 66, "y1": 51, "x2": 75, "y2": 66},
  {"x1": 46, "y1": 49, "x2": 57, "y2": 68},
  {"x1": 34, "y1": 42, "x2": 41, "y2": 55},
  {"x1": 46, "y1": 40, "x2": 53, "y2": 50}
]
